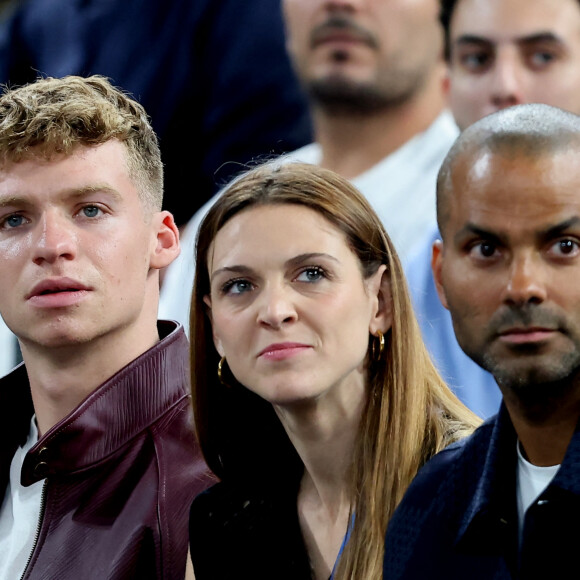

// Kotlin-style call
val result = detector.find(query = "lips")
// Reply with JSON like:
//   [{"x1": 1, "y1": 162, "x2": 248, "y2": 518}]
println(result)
[
  {"x1": 312, "y1": 30, "x2": 367, "y2": 47},
  {"x1": 257, "y1": 342, "x2": 312, "y2": 360},
  {"x1": 27, "y1": 278, "x2": 91, "y2": 299},
  {"x1": 498, "y1": 327, "x2": 557, "y2": 345},
  {"x1": 499, "y1": 325, "x2": 555, "y2": 335}
]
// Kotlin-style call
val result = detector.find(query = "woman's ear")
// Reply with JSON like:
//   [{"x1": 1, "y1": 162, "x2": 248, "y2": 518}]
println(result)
[
  {"x1": 149, "y1": 211, "x2": 181, "y2": 270},
  {"x1": 368, "y1": 264, "x2": 393, "y2": 335}
]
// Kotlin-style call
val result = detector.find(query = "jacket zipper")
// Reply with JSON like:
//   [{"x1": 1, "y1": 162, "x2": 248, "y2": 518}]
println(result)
[{"x1": 19, "y1": 479, "x2": 48, "y2": 580}]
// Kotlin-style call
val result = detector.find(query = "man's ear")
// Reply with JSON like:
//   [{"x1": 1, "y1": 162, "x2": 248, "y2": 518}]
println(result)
[
  {"x1": 150, "y1": 211, "x2": 181, "y2": 270},
  {"x1": 368, "y1": 264, "x2": 393, "y2": 336},
  {"x1": 203, "y1": 294, "x2": 225, "y2": 357},
  {"x1": 432, "y1": 239, "x2": 449, "y2": 310}
]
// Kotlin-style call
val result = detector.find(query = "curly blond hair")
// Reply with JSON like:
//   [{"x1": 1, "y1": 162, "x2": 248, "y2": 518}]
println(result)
[{"x1": 0, "y1": 75, "x2": 163, "y2": 210}]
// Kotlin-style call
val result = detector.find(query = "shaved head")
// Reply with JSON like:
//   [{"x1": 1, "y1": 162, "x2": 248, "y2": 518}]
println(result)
[{"x1": 437, "y1": 103, "x2": 580, "y2": 237}]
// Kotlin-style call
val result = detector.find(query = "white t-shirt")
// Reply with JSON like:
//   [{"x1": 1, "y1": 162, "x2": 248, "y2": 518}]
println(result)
[
  {"x1": 159, "y1": 111, "x2": 459, "y2": 331},
  {"x1": 0, "y1": 418, "x2": 45, "y2": 579},
  {"x1": 0, "y1": 320, "x2": 17, "y2": 378},
  {"x1": 516, "y1": 441, "x2": 559, "y2": 544}
]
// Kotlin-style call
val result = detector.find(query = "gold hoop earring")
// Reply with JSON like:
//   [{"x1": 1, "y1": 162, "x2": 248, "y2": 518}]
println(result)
[
  {"x1": 371, "y1": 330, "x2": 385, "y2": 361},
  {"x1": 217, "y1": 357, "x2": 228, "y2": 386}
]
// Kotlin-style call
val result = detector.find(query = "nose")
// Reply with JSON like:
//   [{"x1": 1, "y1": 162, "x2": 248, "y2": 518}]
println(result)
[
  {"x1": 32, "y1": 211, "x2": 77, "y2": 266},
  {"x1": 502, "y1": 253, "x2": 547, "y2": 306},
  {"x1": 489, "y1": 50, "x2": 525, "y2": 111},
  {"x1": 256, "y1": 283, "x2": 298, "y2": 329}
]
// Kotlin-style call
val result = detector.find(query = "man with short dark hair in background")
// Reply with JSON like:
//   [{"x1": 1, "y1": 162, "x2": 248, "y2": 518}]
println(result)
[
  {"x1": 0, "y1": 75, "x2": 209, "y2": 579},
  {"x1": 442, "y1": 0, "x2": 580, "y2": 129}
]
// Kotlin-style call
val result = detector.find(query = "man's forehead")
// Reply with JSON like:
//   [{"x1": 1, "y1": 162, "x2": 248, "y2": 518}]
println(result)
[
  {"x1": 447, "y1": 148, "x2": 580, "y2": 221},
  {"x1": 450, "y1": 0, "x2": 580, "y2": 41},
  {"x1": 0, "y1": 141, "x2": 135, "y2": 202}
]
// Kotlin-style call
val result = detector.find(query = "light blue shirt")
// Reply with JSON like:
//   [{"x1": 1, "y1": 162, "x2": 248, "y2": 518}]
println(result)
[{"x1": 405, "y1": 228, "x2": 501, "y2": 419}]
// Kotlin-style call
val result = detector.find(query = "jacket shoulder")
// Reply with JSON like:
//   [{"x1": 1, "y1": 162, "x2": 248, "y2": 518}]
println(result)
[
  {"x1": 383, "y1": 420, "x2": 497, "y2": 578},
  {"x1": 398, "y1": 419, "x2": 495, "y2": 510}
]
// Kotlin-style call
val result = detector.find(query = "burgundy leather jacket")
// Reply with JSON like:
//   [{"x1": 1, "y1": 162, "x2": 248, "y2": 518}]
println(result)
[{"x1": 0, "y1": 321, "x2": 213, "y2": 579}]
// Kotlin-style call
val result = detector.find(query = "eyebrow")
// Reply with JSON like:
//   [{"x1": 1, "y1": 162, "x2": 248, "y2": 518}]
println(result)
[
  {"x1": 518, "y1": 32, "x2": 564, "y2": 46},
  {"x1": 0, "y1": 184, "x2": 124, "y2": 209},
  {"x1": 453, "y1": 35, "x2": 492, "y2": 49},
  {"x1": 454, "y1": 217, "x2": 580, "y2": 245},
  {"x1": 210, "y1": 252, "x2": 340, "y2": 282},
  {"x1": 539, "y1": 216, "x2": 580, "y2": 241},
  {"x1": 454, "y1": 32, "x2": 564, "y2": 49},
  {"x1": 454, "y1": 223, "x2": 503, "y2": 246}
]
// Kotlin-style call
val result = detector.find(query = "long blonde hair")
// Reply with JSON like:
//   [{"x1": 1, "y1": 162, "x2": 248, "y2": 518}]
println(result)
[{"x1": 190, "y1": 161, "x2": 480, "y2": 580}]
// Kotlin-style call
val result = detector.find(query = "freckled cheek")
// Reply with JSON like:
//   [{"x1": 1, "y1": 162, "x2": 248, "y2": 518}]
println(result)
[
  {"x1": 0, "y1": 236, "x2": 33, "y2": 261},
  {"x1": 0, "y1": 240, "x2": 33, "y2": 300},
  {"x1": 100, "y1": 239, "x2": 150, "y2": 287}
]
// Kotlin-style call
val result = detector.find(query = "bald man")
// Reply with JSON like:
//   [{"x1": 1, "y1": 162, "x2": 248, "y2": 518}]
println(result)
[
  {"x1": 384, "y1": 104, "x2": 580, "y2": 579},
  {"x1": 406, "y1": 0, "x2": 580, "y2": 419}
]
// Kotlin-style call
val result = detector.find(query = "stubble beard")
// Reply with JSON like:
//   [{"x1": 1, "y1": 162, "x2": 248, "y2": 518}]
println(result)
[
  {"x1": 306, "y1": 67, "x2": 427, "y2": 117},
  {"x1": 465, "y1": 341, "x2": 580, "y2": 418}
]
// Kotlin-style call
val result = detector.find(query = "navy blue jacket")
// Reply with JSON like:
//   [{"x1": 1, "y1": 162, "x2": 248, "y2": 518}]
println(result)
[
  {"x1": 0, "y1": 0, "x2": 311, "y2": 224},
  {"x1": 383, "y1": 405, "x2": 580, "y2": 579}
]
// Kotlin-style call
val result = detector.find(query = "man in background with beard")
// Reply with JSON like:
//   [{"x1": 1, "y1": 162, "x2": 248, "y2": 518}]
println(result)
[{"x1": 160, "y1": 0, "x2": 456, "y2": 331}]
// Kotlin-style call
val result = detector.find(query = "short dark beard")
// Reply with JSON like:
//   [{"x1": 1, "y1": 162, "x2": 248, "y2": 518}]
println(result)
[
  {"x1": 307, "y1": 76, "x2": 393, "y2": 117},
  {"x1": 478, "y1": 348, "x2": 580, "y2": 422}
]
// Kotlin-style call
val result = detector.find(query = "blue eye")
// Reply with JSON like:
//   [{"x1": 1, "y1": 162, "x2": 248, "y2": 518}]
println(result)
[
  {"x1": 223, "y1": 279, "x2": 254, "y2": 295},
  {"x1": 296, "y1": 267, "x2": 325, "y2": 283},
  {"x1": 82, "y1": 206, "x2": 101, "y2": 218},
  {"x1": 4, "y1": 214, "x2": 25, "y2": 228}
]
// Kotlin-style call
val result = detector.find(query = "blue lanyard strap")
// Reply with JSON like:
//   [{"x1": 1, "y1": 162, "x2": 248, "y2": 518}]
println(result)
[{"x1": 329, "y1": 512, "x2": 355, "y2": 580}]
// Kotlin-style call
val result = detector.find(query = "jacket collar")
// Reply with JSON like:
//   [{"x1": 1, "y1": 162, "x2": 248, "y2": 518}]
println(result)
[
  {"x1": 6, "y1": 321, "x2": 190, "y2": 485},
  {"x1": 456, "y1": 405, "x2": 519, "y2": 554},
  {"x1": 456, "y1": 402, "x2": 580, "y2": 557}
]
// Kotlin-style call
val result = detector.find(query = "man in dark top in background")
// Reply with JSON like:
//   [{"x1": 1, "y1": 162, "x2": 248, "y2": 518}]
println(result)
[{"x1": 383, "y1": 103, "x2": 580, "y2": 579}]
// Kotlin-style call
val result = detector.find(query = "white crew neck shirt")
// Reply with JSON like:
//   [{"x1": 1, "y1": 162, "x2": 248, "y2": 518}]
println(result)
[
  {"x1": 516, "y1": 441, "x2": 559, "y2": 544},
  {"x1": 0, "y1": 418, "x2": 45, "y2": 579}
]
